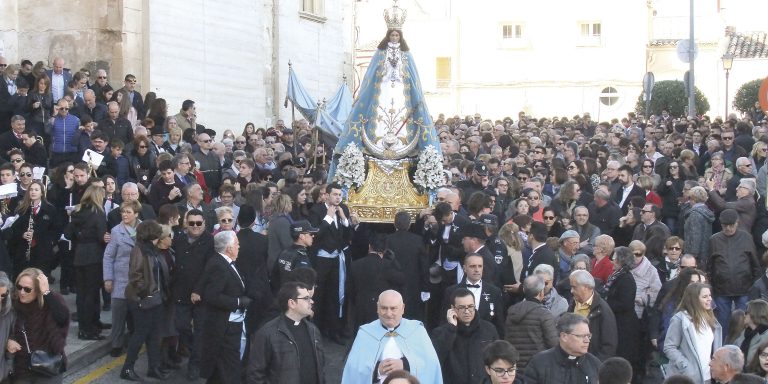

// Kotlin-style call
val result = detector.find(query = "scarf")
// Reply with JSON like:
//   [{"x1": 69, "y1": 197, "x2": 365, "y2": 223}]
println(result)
[{"x1": 604, "y1": 266, "x2": 630, "y2": 294}]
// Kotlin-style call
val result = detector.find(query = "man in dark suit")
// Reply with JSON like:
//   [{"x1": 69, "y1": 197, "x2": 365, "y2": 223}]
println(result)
[
  {"x1": 632, "y1": 203, "x2": 671, "y2": 242},
  {"x1": 441, "y1": 253, "x2": 505, "y2": 337},
  {"x1": 525, "y1": 222, "x2": 558, "y2": 280},
  {"x1": 120, "y1": 74, "x2": 145, "y2": 119},
  {"x1": 567, "y1": 270, "x2": 618, "y2": 361},
  {"x1": 386, "y1": 211, "x2": 430, "y2": 321},
  {"x1": 308, "y1": 182, "x2": 352, "y2": 343},
  {"x1": 172, "y1": 209, "x2": 214, "y2": 380},
  {"x1": 234, "y1": 205, "x2": 274, "y2": 331},
  {"x1": 613, "y1": 165, "x2": 646, "y2": 214},
  {"x1": 0, "y1": 115, "x2": 27, "y2": 161},
  {"x1": 460, "y1": 222, "x2": 500, "y2": 287},
  {"x1": 349, "y1": 233, "x2": 405, "y2": 331},
  {"x1": 201, "y1": 231, "x2": 250, "y2": 384},
  {"x1": 75, "y1": 89, "x2": 107, "y2": 123}
]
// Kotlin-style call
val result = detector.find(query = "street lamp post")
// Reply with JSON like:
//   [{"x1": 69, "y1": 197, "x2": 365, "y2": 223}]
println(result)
[{"x1": 722, "y1": 53, "x2": 734, "y2": 119}]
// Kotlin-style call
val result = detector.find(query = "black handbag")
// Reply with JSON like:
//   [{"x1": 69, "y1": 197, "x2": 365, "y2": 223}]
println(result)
[{"x1": 21, "y1": 323, "x2": 62, "y2": 377}]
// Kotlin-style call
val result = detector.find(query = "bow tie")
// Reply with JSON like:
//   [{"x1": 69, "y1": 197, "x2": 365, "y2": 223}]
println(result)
[{"x1": 465, "y1": 283, "x2": 480, "y2": 289}]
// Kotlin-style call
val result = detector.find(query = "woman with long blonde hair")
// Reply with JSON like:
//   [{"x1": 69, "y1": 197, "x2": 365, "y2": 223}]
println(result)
[
  {"x1": 65, "y1": 184, "x2": 108, "y2": 340},
  {"x1": 499, "y1": 222, "x2": 524, "y2": 285},
  {"x1": 8, "y1": 181, "x2": 58, "y2": 278},
  {"x1": 663, "y1": 282, "x2": 722, "y2": 382}
]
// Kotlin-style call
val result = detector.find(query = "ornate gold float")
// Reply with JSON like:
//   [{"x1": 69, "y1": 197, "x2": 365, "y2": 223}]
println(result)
[{"x1": 347, "y1": 158, "x2": 428, "y2": 223}]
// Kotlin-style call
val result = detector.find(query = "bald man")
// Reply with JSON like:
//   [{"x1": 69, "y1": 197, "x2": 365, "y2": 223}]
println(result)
[{"x1": 342, "y1": 290, "x2": 443, "y2": 384}]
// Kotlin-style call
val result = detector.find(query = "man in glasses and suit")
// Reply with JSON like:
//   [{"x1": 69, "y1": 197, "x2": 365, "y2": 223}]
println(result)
[
  {"x1": 171, "y1": 208, "x2": 215, "y2": 380},
  {"x1": 441, "y1": 253, "x2": 504, "y2": 337}
]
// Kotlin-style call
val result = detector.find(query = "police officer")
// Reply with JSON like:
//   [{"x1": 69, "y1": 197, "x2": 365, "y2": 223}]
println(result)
[{"x1": 274, "y1": 220, "x2": 319, "y2": 291}]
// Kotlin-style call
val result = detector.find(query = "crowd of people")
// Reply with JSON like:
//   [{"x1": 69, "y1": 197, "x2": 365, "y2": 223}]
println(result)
[{"x1": 2, "y1": 53, "x2": 768, "y2": 383}]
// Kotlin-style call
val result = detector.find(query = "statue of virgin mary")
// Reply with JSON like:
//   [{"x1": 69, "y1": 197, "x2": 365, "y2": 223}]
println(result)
[{"x1": 331, "y1": 1, "x2": 440, "y2": 170}]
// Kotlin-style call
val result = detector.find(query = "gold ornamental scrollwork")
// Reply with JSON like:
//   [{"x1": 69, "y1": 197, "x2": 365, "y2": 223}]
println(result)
[{"x1": 347, "y1": 158, "x2": 428, "y2": 223}]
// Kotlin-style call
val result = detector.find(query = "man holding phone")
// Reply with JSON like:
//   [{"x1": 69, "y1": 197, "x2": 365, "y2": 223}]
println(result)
[{"x1": 431, "y1": 287, "x2": 499, "y2": 384}]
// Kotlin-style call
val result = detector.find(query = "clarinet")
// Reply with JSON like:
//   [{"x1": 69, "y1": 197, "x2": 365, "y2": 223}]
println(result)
[{"x1": 25, "y1": 208, "x2": 34, "y2": 261}]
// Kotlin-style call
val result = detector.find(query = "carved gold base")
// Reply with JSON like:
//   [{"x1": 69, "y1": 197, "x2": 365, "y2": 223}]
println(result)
[{"x1": 347, "y1": 159, "x2": 428, "y2": 223}]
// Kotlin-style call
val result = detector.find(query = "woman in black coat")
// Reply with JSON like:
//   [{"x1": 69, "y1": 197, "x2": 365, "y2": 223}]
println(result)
[
  {"x1": 6, "y1": 181, "x2": 60, "y2": 279},
  {"x1": 604, "y1": 246, "x2": 643, "y2": 383},
  {"x1": 656, "y1": 160, "x2": 689, "y2": 235},
  {"x1": 65, "y1": 184, "x2": 107, "y2": 340},
  {"x1": 45, "y1": 163, "x2": 77, "y2": 294}
]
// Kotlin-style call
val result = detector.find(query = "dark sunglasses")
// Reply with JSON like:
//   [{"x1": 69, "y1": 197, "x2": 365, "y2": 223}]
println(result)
[
  {"x1": 19, "y1": 172, "x2": 32, "y2": 177},
  {"x1": 543, "y1": 216, "x2": 556, "y2": 220},
  {"x1": 668, "y1": 246, "x2": 681, "y2": 251},
  {"x1": 138, "y1": 145, "x2": 148, "y2": 149},
  {"x1": 97, "y1": 76, "x2": 107, "y2": 79},
  {"x1": 220, "y1": 218, "x2": 233, "y2": 223},
  {"x1": 15, "y1": 285, "x2": 33, "y2": 294},
  {"x1": 187, "y1": 221, "x2": 204, "y2": 227},
  {"x1": 202, "y1": 139, "x2": 212, "y2": 143},
  {"x1": 11, "y1": 159, "x2": 23, "y2": 163},
  {"x1": 633, "y1": 253, "x2": 643, "y2": 257}
]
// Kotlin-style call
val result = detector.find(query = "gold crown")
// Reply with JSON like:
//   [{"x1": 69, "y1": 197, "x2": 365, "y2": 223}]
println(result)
[{"x1": 383, "y1": 0, "x2": 407, "y2": 30}]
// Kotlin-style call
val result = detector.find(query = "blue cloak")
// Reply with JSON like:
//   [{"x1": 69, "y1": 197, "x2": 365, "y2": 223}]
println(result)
[
  {"x1": 329, "y1": 47, "x2": 440, "y2": 181},
  {"x1": 341, "y1": 318, "x2": 443, "y2": 384}
]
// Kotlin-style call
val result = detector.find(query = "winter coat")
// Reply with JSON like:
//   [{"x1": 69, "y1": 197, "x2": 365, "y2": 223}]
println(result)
[
  {"x1": 734, "y1": 327, "x2": 768, "y2": 368},
  {"x1": 247, "y1": 315, "x2": 326, "y2": 384},
  {"x1": 504, "y1": 299, "x2": 558, "y2": 370},
  {"x1": 663, "y1": 311, "x2": 722, "y2": 383},
  {"x1": 657, "y1": 177, "x2": 686, "y2": 219},
  {"x1": 103, "y1": 222, "x2": 136, "y2": 299},
  {"x1": 708, "y1": 191, "x2": 757, "y2": 234},
  {"x1": 567, "y1": 293, "x2": 618, "y2": 361},
  {"x1": 523, "y1": 345, "x2": 601, "y2": 384},
  {"x1": 49, "y1": 114, "x2": 80, "y2": 154},
  {"x1": 708, "y1": 229, "x2": 761, "y2": 296},
  {"x1": 631, "y1": 256, "x2": 662, "y2": 319},
  {"x1": 605, "y1": 269, "x2": 641, "y2": 364},
  {"x1": 65, "y1": 206, "x2": 107, "y2": 266},
  {"x1": 683, "y1": 203, "x2": 715, "y2": 265},
  {"x1": 431, "y1": 318, "x2": 499, "y2": 384}
]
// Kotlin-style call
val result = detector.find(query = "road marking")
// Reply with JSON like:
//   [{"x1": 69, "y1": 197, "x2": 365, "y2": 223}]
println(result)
[{"x1": 73, "y1": 347, "x2": 145, "y2": 384}]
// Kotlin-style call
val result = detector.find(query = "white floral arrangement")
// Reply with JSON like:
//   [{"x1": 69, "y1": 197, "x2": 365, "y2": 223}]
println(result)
[
  {"x1": 414, "y1": 145, "x2": 444, "y2": 191},
  {"x1": 334, "y1": 143, "x2": 366, "y2": 189}
]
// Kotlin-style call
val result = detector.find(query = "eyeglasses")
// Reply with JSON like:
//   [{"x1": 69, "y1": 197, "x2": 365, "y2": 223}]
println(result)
[
  {"x1": 201, "y1": 139, "x2": 212, "y2": 143},
  {"x1": 518, "y1": 176, "x2": 528, "y2": 181},
  {"x1": 97, "y1": 76, "x2": 107, "y2": 79},
  {"x1": 723, "y1": 137, "x2": 734, "y2": 140},
  {"x1": 489, "y1": 367, "x2": 517, "y2": 377},
  {"x1": 59, "y1": 107, "x2": 69, "y2": 111},
  {"x1": 19, "y1": 172, "x2": 32, "y2": 177},
  {"x1": 454, "y1": 305, "x2": 476, "y2": 312},
  {"x1": 568, "y1": 332, "x2": 592, "y2": 341},
  {"x1": 668, "y1": 246, "x2": 681, "y2": 251},
  {"x1": 15, "y1": 285, "x2": 33, "y2": 294},
  {"x1": 543, "y1": 216, "x2": 556, "y2": 220},
  {"x1": 633, "y1": 252, "x2": 643, "y2": 257},
  {"x1": 0, "y1": 64, "x2": 7, "y2": 68},
  {"x1": 642, "y1": 165, "x2": 653, "y2": 168},
  {"x1": 528, "y1": 195, "x2": 540, "y2": 200},
  {"x1": 234, "y1": 159, "x2": 242, "y2": 164},
  {"x1": 760, "y1": 352, "x2": 768, "y2": 359},
  {"x1": 220, "y1": 218, "x2": 233, "y2": 223},
  {"x1": 138, "y1": 145, "x2": 148, "y2": 149},
  {"x1": 293, "y1": 296, "x2": 313, "y2": 302},
  {"x1": 187, "y1": 221, "x2": 204, "y2": 227},
  {"x1": 11, "y1": 159, "x2": 23, "y2": 163}
]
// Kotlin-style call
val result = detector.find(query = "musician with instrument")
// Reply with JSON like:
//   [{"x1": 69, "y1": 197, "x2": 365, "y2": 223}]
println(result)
[{"x1": 5, "y1": 181, "x2": 60, "y2": 279}]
